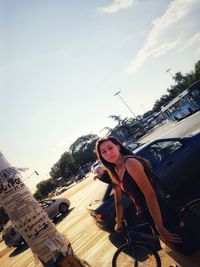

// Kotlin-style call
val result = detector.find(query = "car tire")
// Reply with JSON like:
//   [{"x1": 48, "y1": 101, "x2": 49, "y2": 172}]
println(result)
[{"x1": 59, "y1": 203, "x2": 69, "y2": 214}]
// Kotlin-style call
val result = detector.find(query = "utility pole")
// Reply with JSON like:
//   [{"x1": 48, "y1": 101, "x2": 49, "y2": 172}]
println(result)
[
  {"x1": 166, "y1": 68, "x2": 175, "y2": 79},
  {"x1": 22, "y1": 170, "x2": 39, "y2": 182},
  {"x1": 114, "y1": 90, "x2": 137, "y2": 118}
]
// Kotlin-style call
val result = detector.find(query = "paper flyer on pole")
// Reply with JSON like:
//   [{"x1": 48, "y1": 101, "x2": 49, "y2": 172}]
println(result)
[{"x1": 0, "y1": 151, "x2": 71, "y2": 263}]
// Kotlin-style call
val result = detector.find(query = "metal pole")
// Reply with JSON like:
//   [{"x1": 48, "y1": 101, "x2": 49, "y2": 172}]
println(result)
[
  {"x1": 114, "y1": 91, "x2": 137, "y2": 118},
  {"x1": 166, "y1": 68, "x2": 175, "y2": 79},
  {"x1": 23, "y1": 170, "x2": 39, "y2": 182}
]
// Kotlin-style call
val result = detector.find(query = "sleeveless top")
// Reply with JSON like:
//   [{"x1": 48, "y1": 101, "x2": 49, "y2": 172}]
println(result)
[
  {"x1": 119, "y1": 156, "x2": 155, "y2": 226},
  {"x1": 119, "y1": 156, "x2": 180, "y2": 229}
]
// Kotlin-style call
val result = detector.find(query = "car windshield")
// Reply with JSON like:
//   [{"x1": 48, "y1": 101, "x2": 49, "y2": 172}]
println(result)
[
  {"x1": 125, "y1": 142, "x2": 143, "y2": 150},
  {"x1": 147, "y1": 140, "x2": 182, "y2": 161}
]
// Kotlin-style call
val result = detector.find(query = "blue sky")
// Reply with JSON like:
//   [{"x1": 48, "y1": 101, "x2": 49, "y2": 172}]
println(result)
[{"x1": 1, "y1": 0, "x2": 200, "y2": 192}]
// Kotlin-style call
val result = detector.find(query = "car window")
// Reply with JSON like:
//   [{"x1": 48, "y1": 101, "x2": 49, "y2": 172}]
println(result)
[
  {"x1": 146, "y1": 140, "x2": 182, "y2": 162},
  {"x1": 40, "y1": 200, "x2": 53, "y2": 208}
]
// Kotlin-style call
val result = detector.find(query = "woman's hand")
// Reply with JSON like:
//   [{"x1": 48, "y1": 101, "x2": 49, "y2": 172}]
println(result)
[
  {"x1": 157, "y1": 226, "x2": 182, "y2": 245},
  {"x1": 114, "y1": 223, "x2": 122, "y2": 233}
]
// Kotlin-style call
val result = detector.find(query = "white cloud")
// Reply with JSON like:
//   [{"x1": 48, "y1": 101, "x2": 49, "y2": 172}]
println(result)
[
  {"x1": 99, "y1": 0, "x2": 136, "y2": 14},
  {"x1": 180, "y1": 32, "x2": 200, "y2": 55},
  {"x1": 126, "y1": 0, "x2": 200, "y2": 74}
]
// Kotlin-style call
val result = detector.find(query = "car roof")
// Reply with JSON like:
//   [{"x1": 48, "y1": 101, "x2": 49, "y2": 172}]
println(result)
[
  {"x1": 133, "y1": 141, "x2": 150, "y2": 153},
  {"x1": 134, "y1": 130, "x2": 199, "y2": 154}
]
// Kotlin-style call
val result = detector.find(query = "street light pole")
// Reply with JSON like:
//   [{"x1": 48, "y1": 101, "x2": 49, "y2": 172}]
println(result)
[
  {"x1": 166, "y1": 68, "x2": 186, "y2": 92},
  {"x1": 114, "y1": 90, "x2": 137, "y2": 118},
  {"x1": 23, "y1": 170, "x2": 39, "y2": 182},
  {"x1": 166, "y1": 68, "x2": 175, "y2": 79}
]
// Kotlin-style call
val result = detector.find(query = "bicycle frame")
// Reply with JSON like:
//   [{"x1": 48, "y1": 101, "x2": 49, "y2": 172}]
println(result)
[
  {"x1": 112, "y1": 220, "x2": 162, "y2": 267},
  {"x1": 122, "y1": 220, "x2": 158, "y2": 244}
]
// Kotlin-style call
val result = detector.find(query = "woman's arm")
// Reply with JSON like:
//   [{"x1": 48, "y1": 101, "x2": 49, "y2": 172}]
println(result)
[
  {"x1": 114, "y1": 184, "x2": 123, "y2": 232},
  {"x1": 125, "y1": 158, "x2": 181, "y2": 244}
]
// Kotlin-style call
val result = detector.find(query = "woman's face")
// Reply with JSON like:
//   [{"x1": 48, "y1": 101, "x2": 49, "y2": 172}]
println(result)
[{"x1": 99, "y1": 140, "x2": 121, "y2": 163}]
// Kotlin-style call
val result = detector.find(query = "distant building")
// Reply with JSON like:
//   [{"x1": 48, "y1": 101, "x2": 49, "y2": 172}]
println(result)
[{"x1": 161, "y1": 79, "x2": 200, "y2": 121}]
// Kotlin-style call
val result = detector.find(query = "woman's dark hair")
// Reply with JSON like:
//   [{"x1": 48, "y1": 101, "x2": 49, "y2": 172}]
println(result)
[{"x1": 95, "y1": 136, "x2": 151, "y2": 184}]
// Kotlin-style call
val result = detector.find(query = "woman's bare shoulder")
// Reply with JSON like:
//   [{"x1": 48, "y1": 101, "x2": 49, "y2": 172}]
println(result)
[
  {"x1": 124, "y1": 157, "x2": 144, "y2": 169},
  {"x1": 124, "y1": 156, "x2": 141, "y2": 164}
]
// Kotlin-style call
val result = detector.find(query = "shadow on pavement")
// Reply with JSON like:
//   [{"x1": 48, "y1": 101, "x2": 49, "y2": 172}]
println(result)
[
  {"x1": 9, "y1": 242, "x2": 29, "y2": 257},
  {"x1": 53, "y1": 207, "x2": 75, "y2": 225},
  {"x1": 108, "y1": 232, "x2": 126, "y2": 249}
]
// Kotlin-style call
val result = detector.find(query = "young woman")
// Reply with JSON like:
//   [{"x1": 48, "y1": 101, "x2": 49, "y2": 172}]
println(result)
[{"x1": 95, "y1": 136, "x2": 181, "y2": 245}]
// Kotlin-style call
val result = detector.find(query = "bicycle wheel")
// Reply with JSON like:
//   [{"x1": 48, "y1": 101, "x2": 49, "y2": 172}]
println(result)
[
  {"x1": 181, "y1": 199, "x2": 200, "y2": 217},
  {"x1": 112, "y1": 242, "x2": 161, "y2": 267}
]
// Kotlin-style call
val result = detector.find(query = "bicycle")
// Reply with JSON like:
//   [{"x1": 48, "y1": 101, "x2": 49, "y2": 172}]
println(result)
[
  {"x1": 112, "y1": 220, "x2": 161, "y2": 267},
  {"x1": 112, "y1": 198, "x2": 200, "y2": 266}
]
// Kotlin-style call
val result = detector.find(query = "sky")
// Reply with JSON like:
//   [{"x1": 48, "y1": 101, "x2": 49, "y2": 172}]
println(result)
[{"x1": 1, "y1": 0, "x2": 200, "y2": 193}]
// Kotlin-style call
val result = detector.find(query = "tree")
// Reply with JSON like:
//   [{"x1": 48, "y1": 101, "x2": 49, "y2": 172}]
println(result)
[
  {"x1": 50, "y1": 161, "x2": 62, "y2": 180},
  {"x1": 174, "y1": 72, "x2": 185, "y2": 83},
  {"x1": 108, "y1": 115, "x2": 124, "y2": 125},
  {"x1": 107, "y1": 115, "x2": 143, "y2": 141},
  {"x1": 152, "y1": 94, "x2": 171, "y2": 112},
  {"x1": 69, "y1": 134, "x2": 98, "y2": 167},
  {"x1": 194, "y1": 60, "x2": 200, "y2": 80},
  {"x1": 36, "y1": 178, "x2": 56, "y2": 198},
  {"x1": 50, "y1": 152, "x2": 77, "y2": 184}
]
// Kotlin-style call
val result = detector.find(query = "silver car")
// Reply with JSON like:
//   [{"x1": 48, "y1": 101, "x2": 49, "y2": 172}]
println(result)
[
  {"x1": 39, "y1": 197, "x2": 70, "y2": 219},
  {"x1": 2, "y1": 197, "x2": 70, "y2": 248}
]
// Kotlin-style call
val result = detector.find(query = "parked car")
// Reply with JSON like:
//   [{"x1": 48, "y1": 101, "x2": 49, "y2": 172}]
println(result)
[
  {"x1": 82, "y1": 162, "x2": 92, "y2": 174},
  {"x1": 75, "y1": 172, "x2": 85, "y2": 183},
  {"x1": 134, "y1": 130, "x2": 200, "y2": 205},
  {"x1": 54, "y1": 186, "x2": 68, "y2": 196},
  {"x1": 2, "y1": 197, "x2": 70, "y2": 248},
  {"x1": 87, "y1": 180, "x2": 137, "y2": 232},
  {"x1": 66, "y1": 179, "x2": 74, "y2": 187},
  {"x1": 90, "y1": 160, "x2": 100, "y2": 173},
  {"x1": 39, "y1": 197, "x2": 70, "y2": 219},
  {"x1": 88, "y1": 130, "x2": 200, "y2": 232}
]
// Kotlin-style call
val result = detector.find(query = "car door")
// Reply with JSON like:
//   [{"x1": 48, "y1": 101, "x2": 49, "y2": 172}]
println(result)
[
  {"x1": 137, "y1": 142, "x2": 176, "y2": 197},
  {"x1": 139, "y1": 138, "x2": 196, "y2": 196},
  {"x1": 41, "y1": 200, "x2": 57, "y2": 219},
  {"x1": 155, "y1": 136, "x2": 200, "y2": 201}
]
